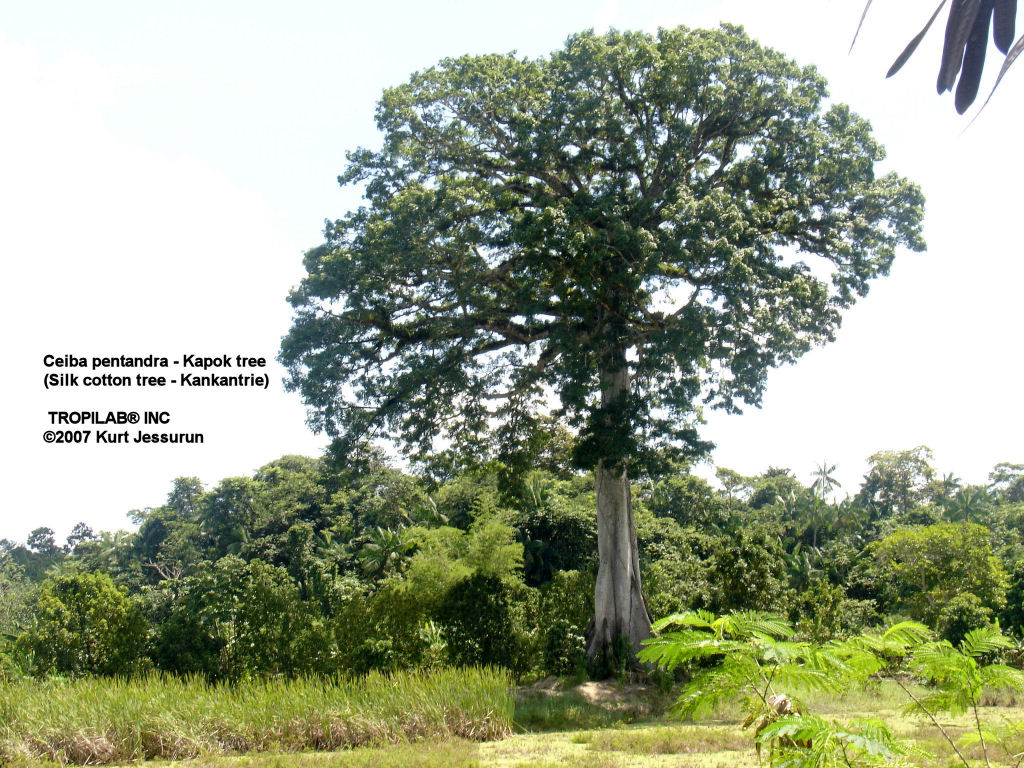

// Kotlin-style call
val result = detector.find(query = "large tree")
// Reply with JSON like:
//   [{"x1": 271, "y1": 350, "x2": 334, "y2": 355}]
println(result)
[{"x1": 281, "y1": 25, "x2": 924, "y2": 668}]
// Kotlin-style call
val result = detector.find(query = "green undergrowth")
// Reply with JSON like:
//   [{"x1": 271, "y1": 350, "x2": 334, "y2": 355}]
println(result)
[
  {"x1": 7, "y1": 674, "x2": 1024, "y2": 767},
  {"x1": 513, "y1": 692, "x2": 624, "y2": 733},
  {"x1": 0, "y1": 668, "x2": 513, "y2": 765},
  {"x1": 513, "y1": 683, "x2": 671, "y2": 732}
]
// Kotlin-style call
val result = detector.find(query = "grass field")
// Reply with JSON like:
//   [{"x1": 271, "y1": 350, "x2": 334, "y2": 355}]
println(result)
[
  {"x1": 4, "y1": 674, "x2": 1024, "y2": 767},
  {"x1": 0, "y1": 668, "x2": 513, "y2": 765}
]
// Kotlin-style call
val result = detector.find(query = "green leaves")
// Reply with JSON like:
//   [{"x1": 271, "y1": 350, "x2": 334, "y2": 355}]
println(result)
[
  {"x1": 25, "y1": 572, "x2": 148, "y2": 677},
  {"x1": 866, "y1": 522, "x2": 1008, "y2": 626},
  {"x1": 281, "y1": 24, "x2": 924, "y2": 472},
  {"x1": 639, "y1": 610, "x2": 854, "y2": 721},
  {"x1": 904, "y1": 626, "x2": 1024, "y2": 718},
  {"x1": 651, "y1": 608, "x2": 794, "y2": 642},
  {"x1": 848, "y1": 621, "x2": 1024, "y2": 767},
  {"x1": 758, "y1": 715, "x2": 912, "y2": 767},
  {"x1": 641, "y1": 609, "x2": 925, "y2": 766},
  {"x1": 642, "y1": 612, "x2": 1024, "y2": 767}
]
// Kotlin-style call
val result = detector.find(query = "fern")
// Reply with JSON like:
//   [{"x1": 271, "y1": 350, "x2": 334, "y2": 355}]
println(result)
[
  {"x1": 641, "y1": 610, "x2": 850, "y2": 718},
  {"x1": 961, "y1": 716, "x2": 1024, "y2": 767},
  {"x1": 892, "y1": 623, "x2": 1024, "y2": 768},
  {"x1": 644, "y1": 612, "x2": 1024, "y2": 767},
  {"x1": 759, "y1": 715, "x2": 916, "y2": 767},
  {"x1": 641, "y1": 610, "x2": 912, "y2": 766}
]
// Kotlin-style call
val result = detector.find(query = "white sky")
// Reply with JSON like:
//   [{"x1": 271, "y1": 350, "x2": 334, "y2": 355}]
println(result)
[{"x1": 1, "y1": 1, "x2": 1021, "y2": 543}]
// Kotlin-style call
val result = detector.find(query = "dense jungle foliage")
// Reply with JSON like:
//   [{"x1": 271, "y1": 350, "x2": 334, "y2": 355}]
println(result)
[{"x1": 2, "y1": 436, "x2": 1022, "y2": 682}]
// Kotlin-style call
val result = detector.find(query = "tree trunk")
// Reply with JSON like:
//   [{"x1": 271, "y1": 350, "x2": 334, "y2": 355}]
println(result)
[{"x1": 585, "y1": 358, "x2": 652, "y2": 672}]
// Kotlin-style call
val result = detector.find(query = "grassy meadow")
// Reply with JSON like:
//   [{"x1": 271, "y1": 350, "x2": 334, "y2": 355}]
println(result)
[{"x1": 5, "y1": 673, "x2": 1024, "y2": 767}]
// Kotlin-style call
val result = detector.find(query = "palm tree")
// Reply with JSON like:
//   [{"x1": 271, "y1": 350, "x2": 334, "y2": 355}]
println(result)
[
  {"x1": 358, "y1": 526, "x2": 412, "y2": 578},
  {"x1": 947, "y1": 486, "x2": 990, "y2": 524},
  {"x1": 811, "y1": 461, "x2": 841, "y2": 503},
  {"x1": 784, "y1": 544, "x2": 822, "y2": 592},
  {"x1": 412, "y1": 496, "x2": 449, "y2": 527},
  {"x1": 937, "y1": 472, "x2": 963, "y2": 503},
  {"x1": 832, "y1": 497, "x2": 871, "y2": 544}
]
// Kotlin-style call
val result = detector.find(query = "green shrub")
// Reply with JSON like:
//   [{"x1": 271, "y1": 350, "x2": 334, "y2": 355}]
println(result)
[
  {"x1": 537, "y1": 569, "x2": 591, "y2": 676},
  {"x1": 937, "y1": 592, "x2": 992, "y2": 646},
  {"x1": 437, "y1": 574, "x2": 534, "y2": 675},
  {"x1": 21, "y1": 571, "x2": 148, "y2": 677},
  {"x1": 152, "y1": 556, "x2": 322, "y2": 679},
  {"x1": 543, "y1": 617, "x2": 586, "y2": 676}
]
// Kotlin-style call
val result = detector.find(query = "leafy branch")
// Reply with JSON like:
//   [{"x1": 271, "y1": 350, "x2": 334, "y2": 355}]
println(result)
[{"x1": 639, "y1": 610, "x2": 899, "y2": 767}]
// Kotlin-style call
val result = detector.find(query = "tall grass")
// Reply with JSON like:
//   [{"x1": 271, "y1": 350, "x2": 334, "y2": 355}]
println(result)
[{"x1": 0, "y1": 667, "x2": 513, "y2": 764}]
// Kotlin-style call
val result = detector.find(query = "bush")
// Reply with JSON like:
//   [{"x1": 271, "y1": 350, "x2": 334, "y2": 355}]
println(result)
[
  {"x1": 938, "y1": 592, "x2": 992, "y2": 646},
  {"x1": 538, "y1": 570, "x2": 592, "y2": 676},
  {"x1": 437, "y1": 574, "x2": 536, "y2": 676},
  {"x1": 793, "y1": 579, "x2": 845, "y2": 642},
  {"x1": 709, "y1": 524, "x2": 791, "y2": 613},
  {"x1": 1000, "y1": 558, "x2": 1024, "y2": 635},
  {"x1": 868, "y1": 522, "x2": 1007, "y2": 625},
  {"x1": 152, "y1": 556, "x2": 323, "y2": 679},
  {"x1": 22, "y1": 571, "x2": 148, "y2": 677},
  {"x1": 543, "y1": 617, "x2": 587, "y2": 676},
  {"x1": 791, "y1": 580, "x2": 879, "y2": 642}
]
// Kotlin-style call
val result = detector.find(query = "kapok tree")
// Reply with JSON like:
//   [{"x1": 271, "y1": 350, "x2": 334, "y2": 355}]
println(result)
[{"x1": 280, "y1": 25, "x2": 925, "y2": 669}]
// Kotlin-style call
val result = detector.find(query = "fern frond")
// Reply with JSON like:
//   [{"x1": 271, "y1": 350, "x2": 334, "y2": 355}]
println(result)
[
  {"x1": 638, "y1": 631, "x2": 747, "y2": 669},
  {"x1": 883, "y1": 620, "x2": 932, "y2": 645},
  {"x1": 674, "y1": 666, "x2": 758, "y2": 719},
  {"x1": 845, "y1": 621, "x2": 931, "y2": 664},
  {"x1": 979, "y1": 663, "x2": 1024, "y2": 691},
  {"x1": 759, "y1": 639, "x2": 806, "y2": 665},
  {"x1": 769, "y1": 666, "x2": 837, "y2": 695},
  {"x1": 758, "y1": 713, "x2": 828, "y2": 743},
  {"x1": 650, "y1": 610, "x2": 716, "y2": 633},
  {"x1": 760, "y1": 715, "x2": 911, "y2": 766},
  {"x1": 960, "y1": 625, "x2": 1014, "y2": 658},
  {"x1": 838, "y1": 722, "x2": 905, "y2": 759},
  {"x1": 725, "y1": 610, "x2": 794, "y2": 640},
  {"x1": 910, "y1": 640, "x2": 960, "y2": 680},
  {"x1": 831, "y1": 638, "x2": 888, "y2": 676},
  {"x1": 959, "y1": 726, "x2": 999, "y2": 747},
  {"x1": 902, "y1": 689, "x2": 967, "y2": 717}
]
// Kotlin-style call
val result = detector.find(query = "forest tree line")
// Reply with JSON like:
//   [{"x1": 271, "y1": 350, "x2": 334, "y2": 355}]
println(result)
[{"x1": 2, "y1": 433, "x2": 1022, "y2": 681}]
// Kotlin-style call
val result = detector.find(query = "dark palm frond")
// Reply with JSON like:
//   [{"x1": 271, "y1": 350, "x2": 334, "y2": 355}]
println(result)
[
  {"x1": 973, "y1": 32, "x2": 1024, "y2": 114},
  {"x1": 954, "y1": 1, "x2": 996, "y2": 112},
  {"x1": 936, "y1": 0, "x2": 984, "y2": 93},
  {"x1": 851, "y1": 0, "x2": 876, "y2": 51},
  {"x1": 887, "y1": 0, "x2": 950, "y2": 77},
  {"x1": 994, "y1": 0, "x2": 1018, "y2": 50},
  {"x1": 857, "y1": 0, "x2": 1022, "y2": 113}
]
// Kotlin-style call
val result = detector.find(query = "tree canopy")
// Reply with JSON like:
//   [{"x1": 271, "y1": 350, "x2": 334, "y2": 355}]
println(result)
[{"x1": 281, "y1": 24, "x2": 924, "y2": 471}]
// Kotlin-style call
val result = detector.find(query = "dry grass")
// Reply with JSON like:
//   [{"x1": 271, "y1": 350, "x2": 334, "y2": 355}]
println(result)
[{"x1": 575, "y1": 724, "x2": 750, "y2": 755}]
